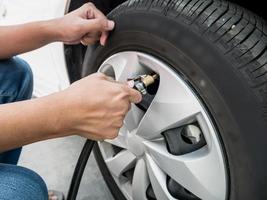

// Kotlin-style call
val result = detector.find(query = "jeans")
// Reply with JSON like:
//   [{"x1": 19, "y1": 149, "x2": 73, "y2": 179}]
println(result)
[{"x1": 0, "y1": 57, "x2": 48, "y2": 200}]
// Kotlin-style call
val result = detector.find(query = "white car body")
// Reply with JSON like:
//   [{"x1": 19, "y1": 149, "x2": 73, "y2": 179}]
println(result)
[{"x1": 0, "y1": 0, "x2": 70, "y2": 97}]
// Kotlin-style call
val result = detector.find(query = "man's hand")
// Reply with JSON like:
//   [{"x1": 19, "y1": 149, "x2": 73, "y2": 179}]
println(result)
[
  {"x1": 0, "y1": 3, "x2": 113, "y2": 59},
  {"x1": 0, "y1": 72, "x2": 142, "y2": 151},
  {"x1": 61, "y1": 73, "x2": 142, "y2": 140},
  {"x1": 55, "y1": 3, "x2": 115, "y2": 46}
]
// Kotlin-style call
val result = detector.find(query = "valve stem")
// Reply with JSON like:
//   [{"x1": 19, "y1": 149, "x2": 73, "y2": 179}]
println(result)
[{"x1": 128, "y1": 73, "x2": 159, "y2": 95}]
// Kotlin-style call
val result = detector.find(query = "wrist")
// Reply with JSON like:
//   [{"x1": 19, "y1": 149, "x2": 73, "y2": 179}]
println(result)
[
  {"x1": 39, "y1": 19, "x2": 63, "y2": 43},
  {"x1": 36, "y1": 91, "x2": 76, "y2": 138},
  {"x1": 52, "y1": 90, "x2": 81, "y2": 136}
]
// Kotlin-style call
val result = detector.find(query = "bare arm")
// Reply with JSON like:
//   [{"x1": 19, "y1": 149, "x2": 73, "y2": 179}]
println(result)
[
  {"x1": 0, "y1": 73, "x2": 142, "y2": 152},
  {"x1": 0, "y1": 21, "x2": 58, "y2": 59},
  {"x1": 0, "y1": 3, "x2": 143, "y2": 152},
  {"x1": 0, "y1": 92, "x2": 67, "y2": 151},
  {"x1": 0, "y1": 3, "x2": 114, "y2": 59}
]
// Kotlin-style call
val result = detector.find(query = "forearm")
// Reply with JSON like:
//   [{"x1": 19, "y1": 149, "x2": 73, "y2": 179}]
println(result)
[
  {"x1": 0, "y1": 73, "x2": 141, "y2": 152},
  {"x1": 0, "y1": 3, "x2": 115, "y2": 59},
  {"x1": 0, "y1": 92, "x2": 70, "y2": 152},
  {"x1": 0, "y1": 20, "x2": 60, "y2": 59}
]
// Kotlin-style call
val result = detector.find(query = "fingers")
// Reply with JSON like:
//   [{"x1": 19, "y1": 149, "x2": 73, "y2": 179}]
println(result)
[
  {"x1": 127, "y1": 80, "x2": 135, "y2": 88},
  {"x1": 80, "y1": 32, "x2": 101, "y2": 46},
  {"x1": 80, "y1": 18, "x2": 114, "y2": 46},
  {"x1": 104, "y1": 76, "x2": 116, "y2": 82},
  {"x1": 118, "y1": 81, "x2": 142, "y2": 103},
  {"x1": 80, "y1": 3, "x2": 115, "y2": 46},
  {"x1": 90, "y1": 72, "x2": 115, "y2": 83},
  {"x1": 90, "y1": 72, "x2": 142, "y2": 104},
  {"x1": 121, "y1": 85, "x2": 142, "y2": 104},
  {"x1": 80, "y1": 37, "x2": 95, "y2": 46},
  {"x1": 86, "y1": 8, "x2": 94, "y2": 19},
  {"x1": 100, "y1": 31, "x2": 109, "y2": 46},
  {"x1": 85, "y1": 127, "x2": 120, "y2": 141},
  {"x1": 87, "y1": 4, "x2": 112, "y2": 46},
  {"x1": 87, "y1": 3, "x2": 106, "y2": 19},
  {"x1": 104, "y1": 79, "x2": 142, "y2": 103},
  {"x1": 81, "y1": 18, "x2": 115, "y2": 33}
]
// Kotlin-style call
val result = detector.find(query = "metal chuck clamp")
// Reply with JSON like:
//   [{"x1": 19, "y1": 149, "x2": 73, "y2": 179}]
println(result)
[{"x1": 128, "y1": 73, "x2": 159, "y2": 95}]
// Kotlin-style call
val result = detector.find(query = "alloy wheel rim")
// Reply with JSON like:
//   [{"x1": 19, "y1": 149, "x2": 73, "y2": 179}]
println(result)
[{"x1": 97, "y1": 51, "x2": 227, "y2": 200}]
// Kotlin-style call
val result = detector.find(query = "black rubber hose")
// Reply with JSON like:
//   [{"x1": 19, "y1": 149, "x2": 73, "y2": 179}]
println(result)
[{"x1": 67, "y1": 139, "x2": 95, "y2": 200}]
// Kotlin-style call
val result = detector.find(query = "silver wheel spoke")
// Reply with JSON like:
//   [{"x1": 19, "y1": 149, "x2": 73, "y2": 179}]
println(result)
[
  {"x1": 105, "y1": 126, "x2": 129, "y2": 149},
  {"x1": 136, "y1": 99, "x2": 201, "y2": 139},
  {"x1": 100, "y1": 52, "x2": 146, "y2": 82},
  {"x1": 106, "y1": 150, "x2": 137, "y2": 178},
  {"x1": 124, "y1": 104, "x2": 144, "y2": 132},
  {"x1": 132, "y1": 159, "x2": 150, "y2": 200},
  {"x1": 136, "y1": 58, "x2": 202, "y2": 139},
  {"x1": 146, "y1": 154, "x2": 176, "y2": 200},
  {"x1": 144, "y1": 141, "x2": 226, "y2": 200},
  {"x1": 105, "y1": 136, "x2": 127, "y2": 150},
  {"x1": 120, "y1": 181, "x2": 133, "y2": 200},
  {"x1": 105, "y1": 105, "x2": 144, "y2": 149}
]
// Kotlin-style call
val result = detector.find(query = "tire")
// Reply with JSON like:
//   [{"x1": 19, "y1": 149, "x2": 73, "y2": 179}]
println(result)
[{"x1": 82, "y1": 0, "x2": 267, "y2": 199}]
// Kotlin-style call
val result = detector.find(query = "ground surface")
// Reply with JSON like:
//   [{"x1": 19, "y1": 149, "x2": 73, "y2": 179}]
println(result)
[{"x1": 19, "y1": 137, "x2": 113, "y2": 200}]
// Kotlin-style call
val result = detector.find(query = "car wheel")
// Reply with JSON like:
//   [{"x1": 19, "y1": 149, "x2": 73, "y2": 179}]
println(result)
[{"x1": 82, "y1": 0, "x2": 267, "y2": 199}]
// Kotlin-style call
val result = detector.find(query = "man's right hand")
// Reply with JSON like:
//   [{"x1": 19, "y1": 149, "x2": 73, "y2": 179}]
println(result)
[
  {"x1": 61, "y1": 73, "x2": 142, "y2": 141},
  {"x1": 0, "y1": 72, "x2": 140, "y2": 151},
  {"x1": 54, "y1": 3, "x2": 115, "y2": 46}
]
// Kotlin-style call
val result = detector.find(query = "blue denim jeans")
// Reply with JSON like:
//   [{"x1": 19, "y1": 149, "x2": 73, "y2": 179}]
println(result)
[{"x1": 0, "y1": 57, "x2": 48, "y2": 200}]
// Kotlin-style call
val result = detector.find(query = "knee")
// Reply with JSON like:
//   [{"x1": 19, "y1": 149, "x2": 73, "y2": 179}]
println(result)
[
  {"x1": 0, "y1": 57, "x2": 33, "y2": 101},
  {"x1": 0, "y1": 164, "x2": 48, "y2": 200},
  {"x1": 12, "y1": 57, "x2": 34, "y2": 101}
]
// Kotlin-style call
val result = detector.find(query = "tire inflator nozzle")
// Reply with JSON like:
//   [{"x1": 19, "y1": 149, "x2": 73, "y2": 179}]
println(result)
[{"x1": 128, "y1": 73, "x2": 159, "y2": 95}]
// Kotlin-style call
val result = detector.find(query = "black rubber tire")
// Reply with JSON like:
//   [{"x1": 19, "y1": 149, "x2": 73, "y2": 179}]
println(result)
[{"x1": 82, "y1": 0, "x2": 267, "y2": 199}]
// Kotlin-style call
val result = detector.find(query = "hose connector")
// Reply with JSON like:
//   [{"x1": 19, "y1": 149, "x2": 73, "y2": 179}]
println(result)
[{"x1": 128, "y1": 73, "x2": 159, "y2": 95}]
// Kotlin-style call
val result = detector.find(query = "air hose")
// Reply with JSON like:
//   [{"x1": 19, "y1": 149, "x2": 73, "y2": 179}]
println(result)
[{"x1": 67, "y1": 139, "x2": 95, "y2": 200}]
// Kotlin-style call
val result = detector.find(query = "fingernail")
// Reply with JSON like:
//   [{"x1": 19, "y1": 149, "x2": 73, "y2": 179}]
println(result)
[
  {"x1": 137, "y1": 93, "x2": 143, "y2": 103},
  {"x1": 100, "y1": 38, "x2": 105, "y2": 46},
  {"x1": 127, "y1": 80, "x2": 135, "y2": 88},
  {"x1": 107, "y1": 20, "x2": 115, "y2": 30}
]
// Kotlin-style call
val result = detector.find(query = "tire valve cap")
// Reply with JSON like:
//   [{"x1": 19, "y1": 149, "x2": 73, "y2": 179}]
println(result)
[{"x1": 128, "y1": 73, "x2": 159, "y2": 95}]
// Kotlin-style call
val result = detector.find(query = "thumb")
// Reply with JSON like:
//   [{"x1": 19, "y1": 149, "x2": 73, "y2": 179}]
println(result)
[
  {"x1": 127, "y1": 87, "x2": 143, "y2": 104},
  {"x1": 81, "y1": 18, "x2": 115, "y2": 33}
]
